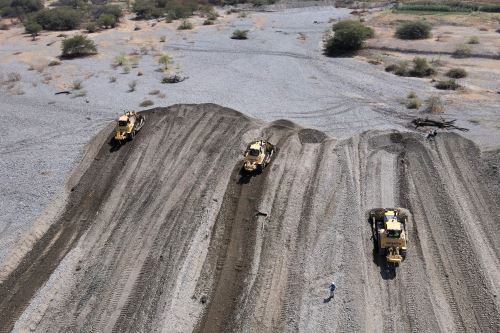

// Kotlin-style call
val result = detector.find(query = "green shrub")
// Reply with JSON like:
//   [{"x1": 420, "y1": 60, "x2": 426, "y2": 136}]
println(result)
[
  {"x1": 467, "y1": 36, "x2": 479, "y2": 44},
  {"x1": 61, "y1": 34, "x2": 97, "y2": 58},
  {"x1": 408, "y1": 57, "x2": 436, "y2": 77},
  {"x1": 24, "y1": 20, "x2": 42, "y2": 39},
  {"x1": 407, "y1": 91, "x2": 417, "y2": 99},
  {"x1": 166, "y1": 0, "x2": 196, "y2": 19},
  {"x1": 435, "y1": 79, "x2": 460, "y2": 90},
  {"x1": 325, "y1": 21, "x2": 374, "y2": 56},
  {"x1": 86, "y1": 22, "x2": 97, "y2": 33},
  {"x1": 92, "y1": 4, "x2": 122, "y2": 20},
  {"x1": 231, "y1": 29, "x2": 248, "y2": 39},
  {"x1": 453, "y1": 44, "x2": 471, "y2": 58},
  {"x1": 395, "y1": 21, "x2": 432, "y2": 40},
  {"x1": 178, "y1": 19, "x2": 192, "y2": 30},
  {"x1": 33, "y1": 7, "x2": 81, "y2": 30},
  {"x1": 446, "y1": 68, "x2": 467, "y2": 79},
  {"x1": 97, "y1": 13, "x2": 116, "y2": 28},
  {"x1": 332, "y1": 20, "x2": 374, "y2": 38},
  {"x1": 132, "y1": 0, "x2": 157, "y2": 19},
  {"x1": 385, "y1": 64, "x2": 397, "y2": 72}
]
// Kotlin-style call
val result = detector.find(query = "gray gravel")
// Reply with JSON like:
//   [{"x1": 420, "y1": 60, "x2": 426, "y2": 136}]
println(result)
[{"x1": 0, "y1": 5, "x2": 499, "y2": 266}]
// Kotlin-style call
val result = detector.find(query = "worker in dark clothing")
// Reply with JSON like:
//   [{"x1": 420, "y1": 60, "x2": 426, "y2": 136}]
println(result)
[{"x1": 426, "y1": 129, "x2": 438, "y2": 141}]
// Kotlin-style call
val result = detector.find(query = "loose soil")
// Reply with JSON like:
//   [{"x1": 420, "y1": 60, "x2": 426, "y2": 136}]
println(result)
[{"x1": 2, "y1": 104, "x2": 499, "y2": 332}]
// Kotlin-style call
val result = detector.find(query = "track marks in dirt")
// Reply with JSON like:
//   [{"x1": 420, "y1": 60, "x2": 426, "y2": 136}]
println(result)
[{"x1": 4, "y1": 105, "x2": 500, "y2": 333}]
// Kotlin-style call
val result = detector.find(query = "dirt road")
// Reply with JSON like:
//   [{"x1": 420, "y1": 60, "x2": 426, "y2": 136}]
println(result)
[{"x1": 1, "y1": 104, "x2": 498, "y2": 332}]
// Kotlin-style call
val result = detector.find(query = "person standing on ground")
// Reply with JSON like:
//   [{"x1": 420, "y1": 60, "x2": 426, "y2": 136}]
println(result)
[{"x1": 329, "y1": 282, "x2": 336, "y2": 299}]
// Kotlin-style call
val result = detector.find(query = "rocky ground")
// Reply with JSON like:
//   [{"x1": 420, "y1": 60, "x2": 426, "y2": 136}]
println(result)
[{"x1": 0, "y1": 4, "x2": 499, "y2": 333}]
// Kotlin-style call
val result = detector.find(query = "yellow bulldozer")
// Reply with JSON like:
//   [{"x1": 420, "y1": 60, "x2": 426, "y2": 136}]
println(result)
[
  {"x1": 114, "y1": 112, "x2": 145, "y2": 142},
  {"x1": 242, "y1": 140, "x2": 275, "y2": 173},
  {"x1": 369, "y1": 208, "x2": 408, "y2": 267}
]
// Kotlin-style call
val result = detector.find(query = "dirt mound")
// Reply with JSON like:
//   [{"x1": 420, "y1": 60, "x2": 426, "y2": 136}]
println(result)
[{"x1": 1, "y1": 104, "x2": 499, "y2": 333}]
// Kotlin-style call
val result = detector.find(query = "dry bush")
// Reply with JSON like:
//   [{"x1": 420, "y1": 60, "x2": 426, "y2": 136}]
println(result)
[
  {"x1": 426, "y1": 96, "x2": 444, "y2": 113},
  {"x1": 178, "y1": 20, "x2": 193, "y2": 30},
  {"x1": 446, "y1": 68, "x2": 467, "y2": 79},
  {"x1": 113, "y1": 53, "x2": 128, "y2": 67},
  {"x1": 160, "y1": 36, "x2": 166, "y2": 42},
  {"x1": 109, "y1": 76, "x2": 117, "y2": 83},
  {"x1": 149, "y1": 89, "x2": 160, "y2": 95},
  {"x1": 467, "y1": 36, "x2": 479, "y2": 44},
  {"x1": 48, "y1": 60, "x2": 61, "y2": 66},
  {"x1": 128, "y1": 80, "x2": 137, "y2": 92},
  {"x1": 72, "y1": 79, "x2": 83, "y2": 90},
  {"x1": 406, "y1": 98, "x2": 421, "y2": 109},
  {"x1": 72, "y1": 90, "x2": 87, "y2": 98},
  {"x1": 139, "y1": 99, "x2": 154, "y2": 107},
  {"x1": 453, "y1": 44, "x2": 471, "y2": 58}
]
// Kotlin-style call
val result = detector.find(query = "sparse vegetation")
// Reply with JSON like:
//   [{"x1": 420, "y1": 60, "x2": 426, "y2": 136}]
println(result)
[
  {"x1": 109, "y1": 76, "x2": 117, "y2": 83},
  {"x1": 160, "y1": 35, "x2": 166, "y2": 42},
  {"x1": 178, "y1": 19, "x2": 193, "y2": 30},
  {"x1": 231, "y1": 29, "x2": 248, "y2": 40},
  {"x1": 139, "y1": 99, "x2": 154, "y2": 107},
  {"x1": 325, "y1": 20, "x2": 374, "y2": 56},
  {"x1": 61, "y1": 35, "x2": 97, "y2": 58},
  {"x1": 453, "y1": 44, "x2": 472, "y2": 58},
  {"x1": 72, "y1": 79, "x2": 83, "y2": 90},
  {"x1": 122, "y1": 65, "x2": 131, "y2": 74},
  {"x1": 467, "y1": 36, "x2": 479, "y2": 44},
  {"x1": 435, "y1": 79, "x2": 460, "y2": 90},
  {"x1": 385, "y1": 57, "x2": 435, "y2": 77},
  {"x1": 203, "y1": 18, "x2": 215, "y2": 25},
  {"x1": 446, "y1": 68, "x2": 467, "y2": 79},
  {"x1": 395, "y1": 21, "x2": 432, "y2": 40},
  {"x1": 0, "y1": 23, "x2": 9, "y2": 30},
  {"x1": 426, "y1": 96, "x2": 444, "y2": 113}
]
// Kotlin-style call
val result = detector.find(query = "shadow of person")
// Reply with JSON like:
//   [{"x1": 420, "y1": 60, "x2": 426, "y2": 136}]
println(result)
[
  {"x1": 237, "y1": 168, "x2": 253, "y2": 184},
  {"x1": 323, "y1": 295, "x2": 334, "y2": 303},
  {"x1": 372, "y1": 248, "x2": 397, "y2": 280}
]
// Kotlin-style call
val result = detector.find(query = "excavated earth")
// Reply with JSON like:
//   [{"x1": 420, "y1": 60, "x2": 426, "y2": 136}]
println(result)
[{"x1": 1, "y1": 104, "x2": 499, "y2": 332}]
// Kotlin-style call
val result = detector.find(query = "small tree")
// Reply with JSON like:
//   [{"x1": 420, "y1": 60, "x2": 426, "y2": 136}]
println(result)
[
  {"x1": 395, "y1": 21, "x2": 432, "y2": 40},
  {"x1": 158, "y1": 53, "x2": 172, "y2": 70},
  {"x1": 61, "y1": 35, "x2": 97, "y2": 58},
  {"x1": 97, "y1": 13, "x2": 116, "y2": 28},
  {"x1": 24, "y1": 20, "x2": 42, "y2": 40}
]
